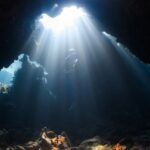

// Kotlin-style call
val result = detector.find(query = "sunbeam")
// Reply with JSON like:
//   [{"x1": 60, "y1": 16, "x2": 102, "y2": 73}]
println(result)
[
  {"x1": 27, "y1": 4, "x2": 150, "y2": 121},
  {"x1": 1, "y1": 3, "x2": 150, "y2": 144}
]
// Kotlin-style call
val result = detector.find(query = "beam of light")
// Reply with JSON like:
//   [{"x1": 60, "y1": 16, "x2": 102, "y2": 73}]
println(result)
[
  {"x1": 39, "y1": 6, "x2": 86, "y2": 33},
  {"x1": 21, "y1": 4, "x2": 150, "y2": 125},
  {"x1": 29, "y1": 5, "x2": 101, "y2": 115}
]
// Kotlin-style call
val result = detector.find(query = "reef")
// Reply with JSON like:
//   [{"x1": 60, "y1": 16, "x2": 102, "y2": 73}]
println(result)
[{"x1": 0, "y1": 127, "x2": 150, "y2": 150}]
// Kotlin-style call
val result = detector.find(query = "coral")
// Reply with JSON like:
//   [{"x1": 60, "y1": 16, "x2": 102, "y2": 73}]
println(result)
[
  {"x1": 79, "y1": 138, "x2": 126, "y2": 150},
  {"x1": 41, "y1": 129, "x2": 70, "y2": 150},
  {"x1": 6, "y1": 128, "x2": 72, "y2": 150},
  {"x1": 113, "y1": 144, "x2": 126, "y2": 150},
  {"x1": 2, "y1": 128, "x2": 150, "y2": 150}
]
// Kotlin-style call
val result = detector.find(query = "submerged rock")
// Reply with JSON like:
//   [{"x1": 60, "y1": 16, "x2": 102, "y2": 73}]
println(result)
[
  {"x1": 79, "y1": 136, "x2": 107, "y2": 148},
  {"x1": 1, "y1": 128, "x2": 150, "y2": 150},
  {"x1": 6, "y1": 128, "x2": 72, "y2": 150}
]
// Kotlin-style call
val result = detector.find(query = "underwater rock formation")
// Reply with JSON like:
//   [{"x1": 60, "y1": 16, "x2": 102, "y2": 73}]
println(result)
[
  {"x1": 5, "y1": 128, "x2": 72, "y2": 150},
  {"x1": 0, "y1": 128, "x2": 149, "y2": 150}
]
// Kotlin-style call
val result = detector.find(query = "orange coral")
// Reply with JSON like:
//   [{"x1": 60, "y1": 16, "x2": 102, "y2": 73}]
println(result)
[
  {"x1": 113, "y1": 143, "x2": 126, "y2": 150},
  {"x1": 41, "y1": 130, "x2": 70, "y2": 150}
]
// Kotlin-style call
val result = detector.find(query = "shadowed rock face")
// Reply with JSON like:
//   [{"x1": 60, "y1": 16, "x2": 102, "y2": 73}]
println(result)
[{"x1": 0, "y1": 0, "x2": 150, "y2": 68}]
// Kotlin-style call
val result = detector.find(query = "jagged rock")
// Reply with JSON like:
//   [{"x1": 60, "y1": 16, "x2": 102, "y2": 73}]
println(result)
[
  {"x1": 41, "y1": 129, "x2": 70, "y2": 150},
  {"x1": 79, "y1": 136, "x2": 106, "y2": 149},
  {"x1": 15, "y1": 146, "x2": 25, "y2": 150},
  {"x1": 24, "y1": 141, "x2": 39, "y2": 150},
  {"x1": 3, "y1": 128, "x2": 150, "y2": 150},
  {"x1": 6, "y1": 146, "x2": 25, "y2": 150},
  {"x1": 6, "y1": 129, "x2": 72, "y2": 150},
  {"x1": 80, "y1": 144, "x2": 112, "y2": 150},
  {"x1": 79, "y1": 138, "x2": 127, "y2": 150}
]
